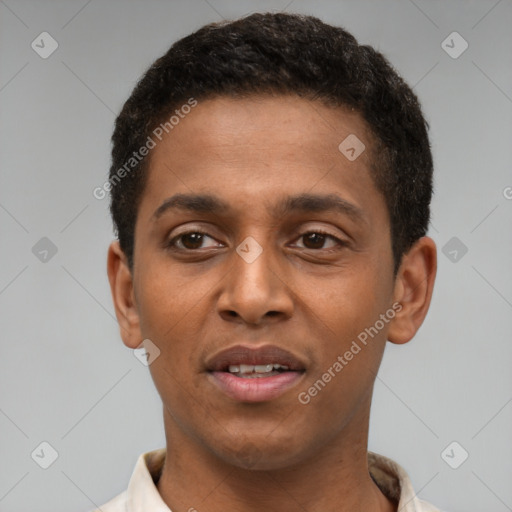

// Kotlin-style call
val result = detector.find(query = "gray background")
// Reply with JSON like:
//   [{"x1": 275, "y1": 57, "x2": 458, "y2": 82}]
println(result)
[{"x1": 1, "y1": 0, "x2": 511, "y2": 511}]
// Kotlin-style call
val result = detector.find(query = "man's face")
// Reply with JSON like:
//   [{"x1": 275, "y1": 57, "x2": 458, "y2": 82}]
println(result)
[{"x1": 129, "y1": 95, "x2": 399, "y2": 469}]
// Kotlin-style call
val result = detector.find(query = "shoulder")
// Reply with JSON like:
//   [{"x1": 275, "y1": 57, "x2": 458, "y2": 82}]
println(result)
[
  {"x1": 417, "y1": 497, "x2": 443, "y2": 511},
  {"x1": 87, "y1": 448, "x2": 166, "y2": 512},
  {"x1": 88, "y1": 490, "x2": 127, "y2": 512},
  {"x1": 368, "y1": 451, "x2": 442, "y2": 512}
]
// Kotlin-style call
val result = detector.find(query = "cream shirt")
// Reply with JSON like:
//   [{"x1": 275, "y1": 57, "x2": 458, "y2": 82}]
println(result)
[{"x1": 93, "y1": 449, "x2": 440, "y2": 512}]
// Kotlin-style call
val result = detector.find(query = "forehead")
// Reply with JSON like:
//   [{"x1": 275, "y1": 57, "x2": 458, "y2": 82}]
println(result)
[
  {"x1": 139, "y1": 95, "x2": 384, "y2": 223},
  {"x1": 153, "y1": 95, "x2": 373, "y2": 166}
]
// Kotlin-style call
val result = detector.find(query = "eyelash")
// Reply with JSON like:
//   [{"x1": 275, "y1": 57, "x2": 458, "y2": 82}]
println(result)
[
  {"x1": 296, "y1": 230, "x2": 347, "y2": 250},
  {"x1": 167, "y1": 230, "x2": 216, "y2": 251},
  {"x1": 167, "y1": 229, "x2": 347, "y2": 252}
]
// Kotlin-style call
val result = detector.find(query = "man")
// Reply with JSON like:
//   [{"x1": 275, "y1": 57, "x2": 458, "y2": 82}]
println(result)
[{"x1": 100, "y1": 12, "x2": 438, "y2": 512}]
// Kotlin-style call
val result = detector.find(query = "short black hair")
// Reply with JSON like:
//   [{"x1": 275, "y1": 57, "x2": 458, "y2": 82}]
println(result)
[{"x1": 109, "y1": 12, "x2": 433, "y2": 272}]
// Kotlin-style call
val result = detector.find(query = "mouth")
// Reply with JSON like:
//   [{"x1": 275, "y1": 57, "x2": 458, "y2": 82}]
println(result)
[
  {"x1": 206, "y1": 345, "x2": 306, "y2": 403},
  {"x1": 225, "y1": 363, "x2": 292, "y2": 378}
]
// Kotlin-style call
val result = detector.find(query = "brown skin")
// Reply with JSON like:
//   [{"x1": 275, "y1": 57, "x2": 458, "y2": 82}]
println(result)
[{"x1": 108, "y1": 96, "x2": 436, "y2": 512}]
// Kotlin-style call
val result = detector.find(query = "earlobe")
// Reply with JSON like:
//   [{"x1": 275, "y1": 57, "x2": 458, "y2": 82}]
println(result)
[
  {"x1": 387, "y1": 236, "x2": 437, "y2": 345},
  {"x1": 107, "y1": 241, "x2": 143, "y2": 349}
]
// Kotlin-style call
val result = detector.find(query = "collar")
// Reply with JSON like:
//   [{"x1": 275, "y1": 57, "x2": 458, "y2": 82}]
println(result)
[{"x1": 124, "y1": 449, "x2": 439, "y2": 512}]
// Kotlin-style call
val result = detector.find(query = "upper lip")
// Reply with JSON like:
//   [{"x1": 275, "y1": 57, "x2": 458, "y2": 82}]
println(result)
[{"x1": 206, "y1": 344, "x2": 306, "y2": 372}]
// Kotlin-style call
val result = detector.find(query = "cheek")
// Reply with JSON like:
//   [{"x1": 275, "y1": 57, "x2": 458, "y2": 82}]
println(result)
[
  {"x1": 305, "y1": 264, "x2": 391, "y2": 341},
  {"x1": 297, "y1": 264, "x2": 392, "y2": 401},
  {"x1": 135, "y1": 268, "x2": 204, "y2": 376},
  {"x1": 137, "y1": 263, "x2": 197, "y2": 332}
]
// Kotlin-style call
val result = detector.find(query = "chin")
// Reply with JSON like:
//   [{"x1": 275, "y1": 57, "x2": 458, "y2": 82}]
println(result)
[{"x1": 208, "y1": 432, "x2": 310, "y2": 471}]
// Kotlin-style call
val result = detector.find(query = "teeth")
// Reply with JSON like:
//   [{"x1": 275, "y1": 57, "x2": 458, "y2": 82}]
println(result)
[
  {"x1": 239, "y1": 364, "x2": 254, "y2": 374},
  {"x1": 255, "y1": 364, "x2": 274, "y2": 373},
  {"x1": 228, "y1": 363, "x2": 289, "y2": 374}
]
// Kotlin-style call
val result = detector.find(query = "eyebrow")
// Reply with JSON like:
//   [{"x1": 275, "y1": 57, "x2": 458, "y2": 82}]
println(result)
[
  {"x1": 153, "y1": 193, "x2": 229, "y2": 219},
  {"x1": 152, "y1": 192, "x2": 366, "y2": 223}
]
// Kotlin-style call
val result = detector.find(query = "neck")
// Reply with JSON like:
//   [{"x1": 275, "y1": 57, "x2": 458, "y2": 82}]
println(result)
[{"x1": 156, "y1": 404, "x2": 396, "y2": 512}]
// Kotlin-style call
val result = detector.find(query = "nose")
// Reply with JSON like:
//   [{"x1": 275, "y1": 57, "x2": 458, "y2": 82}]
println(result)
[{"x1": 216, "y1": 241, "x2": 294, "y2": 326}]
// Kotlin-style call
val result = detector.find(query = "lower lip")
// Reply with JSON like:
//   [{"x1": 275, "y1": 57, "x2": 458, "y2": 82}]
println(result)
[{"x1": 209, "y1": 371, "x2": 304, "y2": 402}]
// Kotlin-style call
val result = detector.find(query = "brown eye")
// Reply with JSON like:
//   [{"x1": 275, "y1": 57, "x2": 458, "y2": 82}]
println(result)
[
  {"x1": 302, "y1": 233, "x2": 327, "y2": 249},
  {"x1": 295, "y1": 231, "x2": 343, "y2": 250},
  {"x1": 168, "y1": 231, "x2": 220, "y2": 251},
  {"x1": 180, "y1": 233, "x2": 205, "y2": 249}
]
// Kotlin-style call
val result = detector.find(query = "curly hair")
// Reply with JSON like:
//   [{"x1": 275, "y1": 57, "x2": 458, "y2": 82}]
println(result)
[{"x1": 109, "y1": 12, "x2": 433, "y2": 272}]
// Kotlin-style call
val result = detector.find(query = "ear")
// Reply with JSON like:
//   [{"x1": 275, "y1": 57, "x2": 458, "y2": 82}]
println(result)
[
  {"x1": 387, "y1": 236, "x2": 437, "y2": 345},
  {"x1": 107, "y1": 241, "x2": 143, "y2": 349}
]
